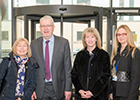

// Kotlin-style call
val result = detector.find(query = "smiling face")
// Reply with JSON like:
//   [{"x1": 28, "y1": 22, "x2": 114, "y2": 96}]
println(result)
[
  {"x1": 16, "y1": 41, "x2": 28, "y2": 59},
  {"x1": 84, "y1": 32, "x2": 97, "y2": 48},
  {"x1": 40, "y1": 19, "x2": 55, "y2": 40},
  {"x1": 116, "y1": 28, "x2": 128, "y2": 46}
]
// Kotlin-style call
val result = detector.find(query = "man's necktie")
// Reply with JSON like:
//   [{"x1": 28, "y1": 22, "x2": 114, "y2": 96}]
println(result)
[{"x1": 45, "y1": 40, "x2": 51, "y2": 80}]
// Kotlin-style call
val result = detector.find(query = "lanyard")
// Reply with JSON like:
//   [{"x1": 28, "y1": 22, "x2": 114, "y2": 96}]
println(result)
[{"x1": 115, "y1": 61, "x2": 119, "y2": 71}]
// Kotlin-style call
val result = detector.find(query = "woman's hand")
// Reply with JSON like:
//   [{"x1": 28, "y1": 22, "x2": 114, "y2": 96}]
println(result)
[
  {"x1": 79, "y1": 90, "x2": 87, "y2": 98},
  {"x1": 79, "y1": 90, "x2": 93, "y2": 99},
  {"x1": 16, "y1": 97, "x2": 21, "y2": 100},
  {"x1": 85, "y1": 91, "x2": 93, "y2": 98}
]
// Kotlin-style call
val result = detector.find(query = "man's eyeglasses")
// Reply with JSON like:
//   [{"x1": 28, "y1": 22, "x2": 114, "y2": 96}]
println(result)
[
  {"x1": 40, "y1": 25, "x2": 53, "y2": 28},
  {"x1": 116, "y1": 33, "x2": 127, "y2": 37}
]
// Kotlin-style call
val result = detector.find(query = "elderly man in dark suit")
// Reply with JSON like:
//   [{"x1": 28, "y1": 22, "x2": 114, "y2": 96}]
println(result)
[{"x1": 31, "y1": 15, "x2": 72, "y2": 100}]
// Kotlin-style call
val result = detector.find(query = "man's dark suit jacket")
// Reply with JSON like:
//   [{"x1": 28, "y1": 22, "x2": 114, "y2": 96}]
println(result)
[{"x1": 30, "y1": 35, "x2": 72, "y2": 99}]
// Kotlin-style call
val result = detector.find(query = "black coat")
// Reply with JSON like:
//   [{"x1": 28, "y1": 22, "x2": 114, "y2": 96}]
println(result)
[
  {"x1": 71, "y1": 47, "x2": 110, "y2": 100},
  {"x1": 110, "y1": 47, "x2": 140, "y2": 100}
]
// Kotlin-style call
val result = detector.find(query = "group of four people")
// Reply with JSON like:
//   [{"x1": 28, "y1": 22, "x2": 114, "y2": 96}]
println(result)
[{"x1": 0, "y1": 15, "x2": 140, "y2": 100}]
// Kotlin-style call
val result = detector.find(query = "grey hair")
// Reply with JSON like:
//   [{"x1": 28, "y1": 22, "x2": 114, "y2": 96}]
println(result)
[{"x1": 40, "y1": 15, "x2": 54, "y2": 25}]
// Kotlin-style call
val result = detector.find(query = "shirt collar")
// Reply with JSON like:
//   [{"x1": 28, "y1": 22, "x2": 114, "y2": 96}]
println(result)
[{"x1": 43, "y1": 35, "x2": 54, "y2": 43}]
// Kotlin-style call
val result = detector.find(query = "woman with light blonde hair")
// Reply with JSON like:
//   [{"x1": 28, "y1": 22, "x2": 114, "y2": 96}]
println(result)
[
  {"x1": 110, "y1": 25, "x2": 140, "y2": 100},
  {"x1": 82, "y1": 27, "x2": 102, "y2": 50},
  {"x1": 0, "y1": 37, "x2": 38, "y2": 100},
  {"x1": 72, "y1": 27, "x2": 110, "y2": 100}
]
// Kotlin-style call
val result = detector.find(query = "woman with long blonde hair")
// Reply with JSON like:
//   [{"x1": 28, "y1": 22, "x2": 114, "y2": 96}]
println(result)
[{"x1": 110, "y1": 25, "x2": 140, "y2": 100}]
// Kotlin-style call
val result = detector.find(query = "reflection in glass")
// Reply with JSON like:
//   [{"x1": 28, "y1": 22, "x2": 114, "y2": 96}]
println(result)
[
  {"x1": 16, "y1": 16, "x2": 24, "y2": 39},
  {"x1": 102, "y1": 16, "x2": 107, "y2": 51}
]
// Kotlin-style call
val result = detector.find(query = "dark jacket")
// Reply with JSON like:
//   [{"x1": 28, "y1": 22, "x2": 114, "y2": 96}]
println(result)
[
  {"x1": 71, "y1": 47, "x2": 110, "y2": 100},
  {"x1": 110, "y1": 47, "x2": 140, "y2": 100},
  {"x1": 0, "y1": 52, "x2": 37, "y2": 100}
]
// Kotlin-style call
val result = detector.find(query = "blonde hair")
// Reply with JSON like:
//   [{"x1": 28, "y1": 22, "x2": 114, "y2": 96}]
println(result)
[
  {"x1": 111, "y1": 24, "x2": 136, "y2": 64},
  {"x1": 82, "y1": 27, "x2": 102, "y2": 50},
  {"x1": 40, "y1": 15, "x2": 54, "y2": 25},
  {"x1": 12, "y1": 38, "x2": 31, "y2": 57}
]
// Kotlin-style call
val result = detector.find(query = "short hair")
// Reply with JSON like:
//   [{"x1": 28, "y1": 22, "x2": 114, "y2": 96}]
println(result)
[
  {"x1": 40, "y1": 15, "x2": 54, "y2": 25},
  {"x1": 12, "y1": 38, "x2": 31, "y2": 57},
  {"x1": 82, "y1": 27, "x2": 102, "y2": 50},
  {"x1": 111, "y1": 24, "x2": 136, "y2": 64}
]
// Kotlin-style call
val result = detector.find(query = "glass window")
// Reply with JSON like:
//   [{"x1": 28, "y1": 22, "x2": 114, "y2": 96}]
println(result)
[
  {"x1": 77, "y1": 31, "x2": 82, "y2": 41},
  {"x1": 2, "y1": 49, "x2": 11, "y2": 58},
  {"x1": 4, "y1": 0, "x2": 8, "y2": 20},
  {"x1": 36, "y1": 31, "x2": 42, "y2": 38},
  {"x1": 77, "y1": 0, "x2": 90, "y2": 4},
  {"x1": 16, "y1": 16, "x2": 24, "y2": 39},
  {"x1": 119, "y1": 0, "x2": 124, "y2": 7},
  {"x1": 113, "y1": 0, "x2": 140, "y2": 7},
  {"x1": 63, "y1": 22, "x2": 88, "y2": 63},
  {"x1": 129, "y1": 0, "x2": 134, "y2": 7},
  {"x1": 129, "y1": 0, "x2": 134, "y2": 20},
  {"x1": 102, "y1": 16, "x2": 108, "y2": 51},
  {"x1": 36, "y1": 0, "x2": 49, "y2": 4},
  {"x1": 2, "y1": 31, "x2": 8, "y2": 40}
]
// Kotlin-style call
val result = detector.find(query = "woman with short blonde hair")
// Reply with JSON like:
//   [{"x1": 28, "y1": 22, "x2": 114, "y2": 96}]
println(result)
[
  {"x1": 0, "y1": 37, "x2": 37, "y2": 100},
  {"x1": 12, "y1": 38, "x2": 31, "y2": 57}
]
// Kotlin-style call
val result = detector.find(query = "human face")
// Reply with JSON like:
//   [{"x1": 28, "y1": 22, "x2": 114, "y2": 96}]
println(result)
[
  {"x1": 40, "y1": 19, "x2": 55, "y2": 40},
  {"x1": 116, "y1": 28, "x2": 128, "y2": 45},
  {"x1": 84, "y1": 32, "x2": 97, "y2": 48},
  {"x1": 16, "y1": 41, "x2": 28, "y2": 59}
]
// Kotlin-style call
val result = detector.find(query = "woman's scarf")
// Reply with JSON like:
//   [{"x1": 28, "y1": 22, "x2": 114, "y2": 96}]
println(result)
[{"x1": 14, "y1": 55, "x2": 28, "y2": 96}]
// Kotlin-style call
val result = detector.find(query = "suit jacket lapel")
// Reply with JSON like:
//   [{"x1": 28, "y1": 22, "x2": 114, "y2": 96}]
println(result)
[{"x1": 51, "y1": 36, "x2": 59, "y2": 67}]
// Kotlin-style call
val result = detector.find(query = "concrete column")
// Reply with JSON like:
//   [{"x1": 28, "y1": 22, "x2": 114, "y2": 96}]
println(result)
[{"x1": 0, "y1": 0, "x2": 6, "y2": 60}]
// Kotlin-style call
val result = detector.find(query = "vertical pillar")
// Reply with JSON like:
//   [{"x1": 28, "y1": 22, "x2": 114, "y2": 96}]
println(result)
[
  {"x1": 0, "y1": 0, "x2": 6, "y2": 60},
  {"x1": 0, "y1": 9, "x2": 2, "y2": 59},
  {"x1": 24, "y1": 15, "x2": 29, "y2": 40},
  {"x1": 12, "y1": 0, "x2": 16, "y2": 45}
]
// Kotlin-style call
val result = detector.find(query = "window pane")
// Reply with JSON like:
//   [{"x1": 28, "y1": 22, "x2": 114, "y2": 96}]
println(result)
[
  {"x1": 36, "y1": 0, "x2": 49, "y2": 4},
  {"x1": 77, "y1": 31, "x2": 82, "y2": 41},
  {"x1": 77, "y1": 0, "x2": 90, "y2": 4},
  {"x1": 2, "y1": 31, "x2": 8, "y2": 40},
  {"x1": 36, "y1": 31, "x2": 42, "y2": 38},
  {"x1": 113, "y1": 0, "x2": 140, "y2": 7}
]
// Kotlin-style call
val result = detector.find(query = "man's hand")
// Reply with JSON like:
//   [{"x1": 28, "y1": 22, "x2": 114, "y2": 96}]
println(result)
[
  {"x1": 31, "y1": 91, "x2": 37, "y2": 100},
  {"x1": 65, "y1": 91, "x2": 71, "y2": 100},
  {"x1": 110, "y1": 93, "x2": 113, "y2": 100}
]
